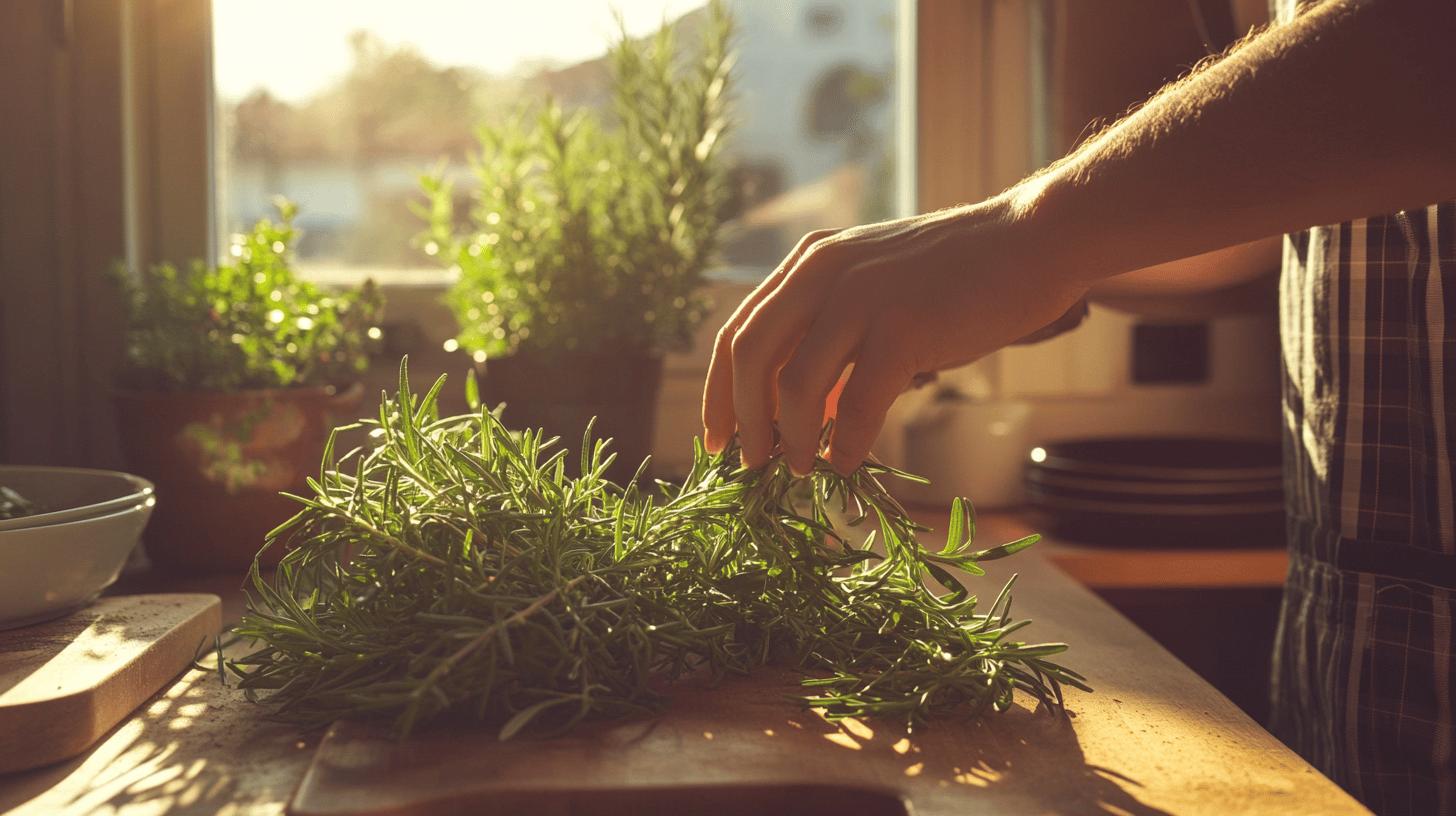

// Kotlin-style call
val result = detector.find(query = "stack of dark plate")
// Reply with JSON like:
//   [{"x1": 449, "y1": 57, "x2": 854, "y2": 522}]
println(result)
[{"x1": 1024, "y1": 436, "x2": 1284, "y2": 548}]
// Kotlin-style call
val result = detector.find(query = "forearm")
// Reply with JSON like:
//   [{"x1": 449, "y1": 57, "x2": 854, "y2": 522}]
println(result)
[
  {"x1": 1002, "y1": 0, "x2": 1456, "y2": 287},
  {"x1": 1090, "y1": 236, "x2": 1280, "y2": 299}
]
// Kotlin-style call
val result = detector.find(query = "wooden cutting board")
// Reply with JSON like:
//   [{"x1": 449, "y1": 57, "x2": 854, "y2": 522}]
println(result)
[
  {"x1": 288, "y1": 663, "x2": 1359, "y2": 816},
  {"x1": 291, "y1": 669, "x2": 1050, "y2": 816},
  {"x1": 289, "y1": 540, "x2": 1371, "y2": 816},
  {"x1": 0, "y1": 593, "x2": 221, "y2": 773}
]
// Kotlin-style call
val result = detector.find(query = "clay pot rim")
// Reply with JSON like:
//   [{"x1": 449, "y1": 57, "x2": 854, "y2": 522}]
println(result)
[{"x1": 114, "y1": 381, "x2": 364, "y2": 402}]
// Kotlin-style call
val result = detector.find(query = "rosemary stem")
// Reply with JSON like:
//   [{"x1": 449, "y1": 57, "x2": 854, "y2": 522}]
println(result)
[{"x1": 423, "y1": 573, "x2": 590, "y2": 690}]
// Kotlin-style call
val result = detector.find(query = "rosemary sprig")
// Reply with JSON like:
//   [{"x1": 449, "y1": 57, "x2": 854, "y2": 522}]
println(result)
[{"x1": 228, "y1": 361, "x2": 1088, "y2": 738}]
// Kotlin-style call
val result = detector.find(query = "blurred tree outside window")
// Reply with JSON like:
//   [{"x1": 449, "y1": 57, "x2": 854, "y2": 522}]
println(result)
[{"x1": 214, "y1": 0, "x2": 902, "y2": 282}]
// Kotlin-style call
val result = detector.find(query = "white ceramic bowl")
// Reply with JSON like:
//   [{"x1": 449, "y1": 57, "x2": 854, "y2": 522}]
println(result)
[
  {"x1": 0, "y1": 498, "x2": 154, "y2": 629},
  {"x1": 0, "y1": 466, "x2": 154, "y2": 532}
]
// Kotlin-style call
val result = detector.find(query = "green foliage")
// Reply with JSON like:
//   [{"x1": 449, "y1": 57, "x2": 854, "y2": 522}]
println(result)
[
  {"x1": 228, "y1": 361, "x2": 1086, "y2": 739},
  {"x1": 118, "y1": 200, "x2": 383, "y2": 391},
  {"x1": 419, "y1": 3, "x2": 735, "y2": 357}
]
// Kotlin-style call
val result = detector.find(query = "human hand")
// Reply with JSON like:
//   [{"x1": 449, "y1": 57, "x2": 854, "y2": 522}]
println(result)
[{"x1": 702, "y1": 201, "x2": 1089, "y2": 475}]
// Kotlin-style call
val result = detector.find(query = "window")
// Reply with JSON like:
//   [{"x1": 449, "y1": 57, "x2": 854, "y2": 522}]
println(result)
[{"x1": 212, "y1": 0, "x2": 907, "y2": 284}]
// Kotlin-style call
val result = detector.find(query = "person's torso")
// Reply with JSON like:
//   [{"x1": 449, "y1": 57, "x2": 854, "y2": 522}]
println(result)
[
  {"x1": 1280, "y1": 205, "x2": 1456, "y2": 581},
  {"x1": 1273, "y1": 0, "x2": 1456, "y2": 582}
]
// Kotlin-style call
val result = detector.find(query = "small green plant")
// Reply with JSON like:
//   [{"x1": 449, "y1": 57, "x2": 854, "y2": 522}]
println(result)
[
  {"x1": 118, "y1": 199, "x2": 383, "y2": 391},
  {"x1": 418, "y1": 2, "x2": 734, "y2": 357}
]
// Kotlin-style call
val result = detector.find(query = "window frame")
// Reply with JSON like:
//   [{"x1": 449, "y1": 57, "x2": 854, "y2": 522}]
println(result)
[{"x1": 121, "y1": 0, "x2": 215, "y2": 272}]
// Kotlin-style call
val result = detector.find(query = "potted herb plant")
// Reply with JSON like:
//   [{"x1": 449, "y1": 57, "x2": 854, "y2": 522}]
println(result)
[
  {"x1": 418, "y1": 3, "x2": 733, "y2": 479},
  {"x1": 114, "y1": 200, "x2": 382, "y2": 573}
]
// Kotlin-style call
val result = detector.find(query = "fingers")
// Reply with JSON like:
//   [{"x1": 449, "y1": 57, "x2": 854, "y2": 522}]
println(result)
[
  {"x1": 731, "y1": 238, "x2": 848, "y2": 468},
  {"x1": 827, "y1": 340, "x2": 910, "y2": 475},
  {"x1": 776, "y1": 291, "x2": 865, "y2": 476},
  {"x1": 702, "y1": 323, "x2": 744, "y2": 454},
  {"x1": 728, "y1": 322, "x2": 784, "y2": 468},
  {"x1": 703, "y1": 278, "x2": 786, "y2": 454},
  {"x1": 701, "y1": 229, "x2": 837, "y2": 456}
]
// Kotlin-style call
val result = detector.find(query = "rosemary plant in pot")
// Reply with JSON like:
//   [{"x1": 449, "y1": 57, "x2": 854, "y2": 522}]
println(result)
[
  {"x1": 114, "y1": 201, "x2": 382, "y2": 573},
  {"x1": 418, "y1": 5, "x2": 733, "y2": 480}
]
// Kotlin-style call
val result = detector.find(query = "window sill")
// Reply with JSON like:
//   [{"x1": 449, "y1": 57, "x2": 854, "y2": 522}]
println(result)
[
  {"x1": 298, "y1": 263, "x2": 457, "y2": 290},
  {"x1": 322, "y1": 264, "x2": 752, "y2": 382},
  {"x1": 300, "y1": 263, "x2": 766, "y2": 292}
]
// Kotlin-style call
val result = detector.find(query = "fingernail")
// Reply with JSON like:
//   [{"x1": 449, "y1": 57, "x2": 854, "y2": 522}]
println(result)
[
  {"x1": 789, "y1": 461, "x2": 811, "y2": 479},
  {"x1": 703, "y1": 430, "x2": 724, "y2": 454}
]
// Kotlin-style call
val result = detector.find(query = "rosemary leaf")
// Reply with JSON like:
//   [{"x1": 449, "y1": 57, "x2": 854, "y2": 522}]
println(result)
[{"x1": 228, "y1": 361, "x2": 1088, "y2": 738}]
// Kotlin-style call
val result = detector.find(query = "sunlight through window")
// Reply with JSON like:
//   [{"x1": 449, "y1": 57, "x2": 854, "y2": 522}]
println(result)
[{"x1": 212, "y1": 1, "x2": 903, "y2": 281}]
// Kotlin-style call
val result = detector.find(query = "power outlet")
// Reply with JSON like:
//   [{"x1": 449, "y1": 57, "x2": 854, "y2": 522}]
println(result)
[{"x1": 1132, "y1": 322, "x2": 1209, "y2": 384}]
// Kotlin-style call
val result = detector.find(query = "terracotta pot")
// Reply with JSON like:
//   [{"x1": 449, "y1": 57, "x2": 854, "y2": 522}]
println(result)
[
  {"x1": 114, "y1": 383, "x2": 364, "y2": 574},
  {"x1": 478, "y1": 351, "x2": 663, "y2": 483}
]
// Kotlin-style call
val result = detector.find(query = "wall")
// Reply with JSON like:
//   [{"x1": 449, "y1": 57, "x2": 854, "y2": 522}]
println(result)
[{"x1": 0, "y1": 1, "x2": 128, "y2": 466}]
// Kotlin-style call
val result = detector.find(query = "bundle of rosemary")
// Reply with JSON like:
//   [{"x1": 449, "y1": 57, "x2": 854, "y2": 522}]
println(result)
[{"x1": 228, "y1": 362, "x2": 1086, "y2": 738}]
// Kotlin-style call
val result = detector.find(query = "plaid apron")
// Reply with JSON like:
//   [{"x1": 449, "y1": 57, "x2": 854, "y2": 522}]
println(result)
[{"x1": 1271, "y1": 200, "x2": 1456, "y2": 815}]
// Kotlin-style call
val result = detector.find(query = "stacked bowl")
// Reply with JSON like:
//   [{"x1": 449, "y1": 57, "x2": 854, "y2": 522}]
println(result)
[
  {"x1": 0, "y1": 466, "x2": 155, "y2": 629},
  {"x1": 1024, "y1": 437, "x2": 1284, "y2": 548}
]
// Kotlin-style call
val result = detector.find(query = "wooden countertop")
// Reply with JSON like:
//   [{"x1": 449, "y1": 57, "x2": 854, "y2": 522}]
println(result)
[
  {"x1": 907, "y1": 505, "x2": 1291, "y2": 591},
  {"x1": 0, "y1": 514, "x2": 1360, "y2": 815},
  {"x1": 1042, "y1": 539, "x2": 1289, "y2": 589}
]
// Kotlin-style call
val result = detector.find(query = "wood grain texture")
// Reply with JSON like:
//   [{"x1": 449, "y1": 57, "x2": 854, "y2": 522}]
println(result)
[
  {"x1": 0, "y1": 518, "x2": 1364, "y2": 815},
  {"x1": 0, "y1": 594, "x2": 221, "y2": 774},
  {"x1": 290, "y1": 539, "x2": 1368, "y2": 816}
]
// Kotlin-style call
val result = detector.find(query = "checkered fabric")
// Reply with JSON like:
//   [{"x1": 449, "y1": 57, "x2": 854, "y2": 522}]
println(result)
[{"x1": 1271, "y1": 202, "x2": 1456, "y2": 816}]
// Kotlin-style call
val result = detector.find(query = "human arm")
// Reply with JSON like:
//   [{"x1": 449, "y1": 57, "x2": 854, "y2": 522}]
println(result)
[
  {"x1": 1088, "y1": 236, "x2": 1280, "y2": 315},
  {"x1": 704, "y1": 0, "x2": 1456, "y2": 475}
]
